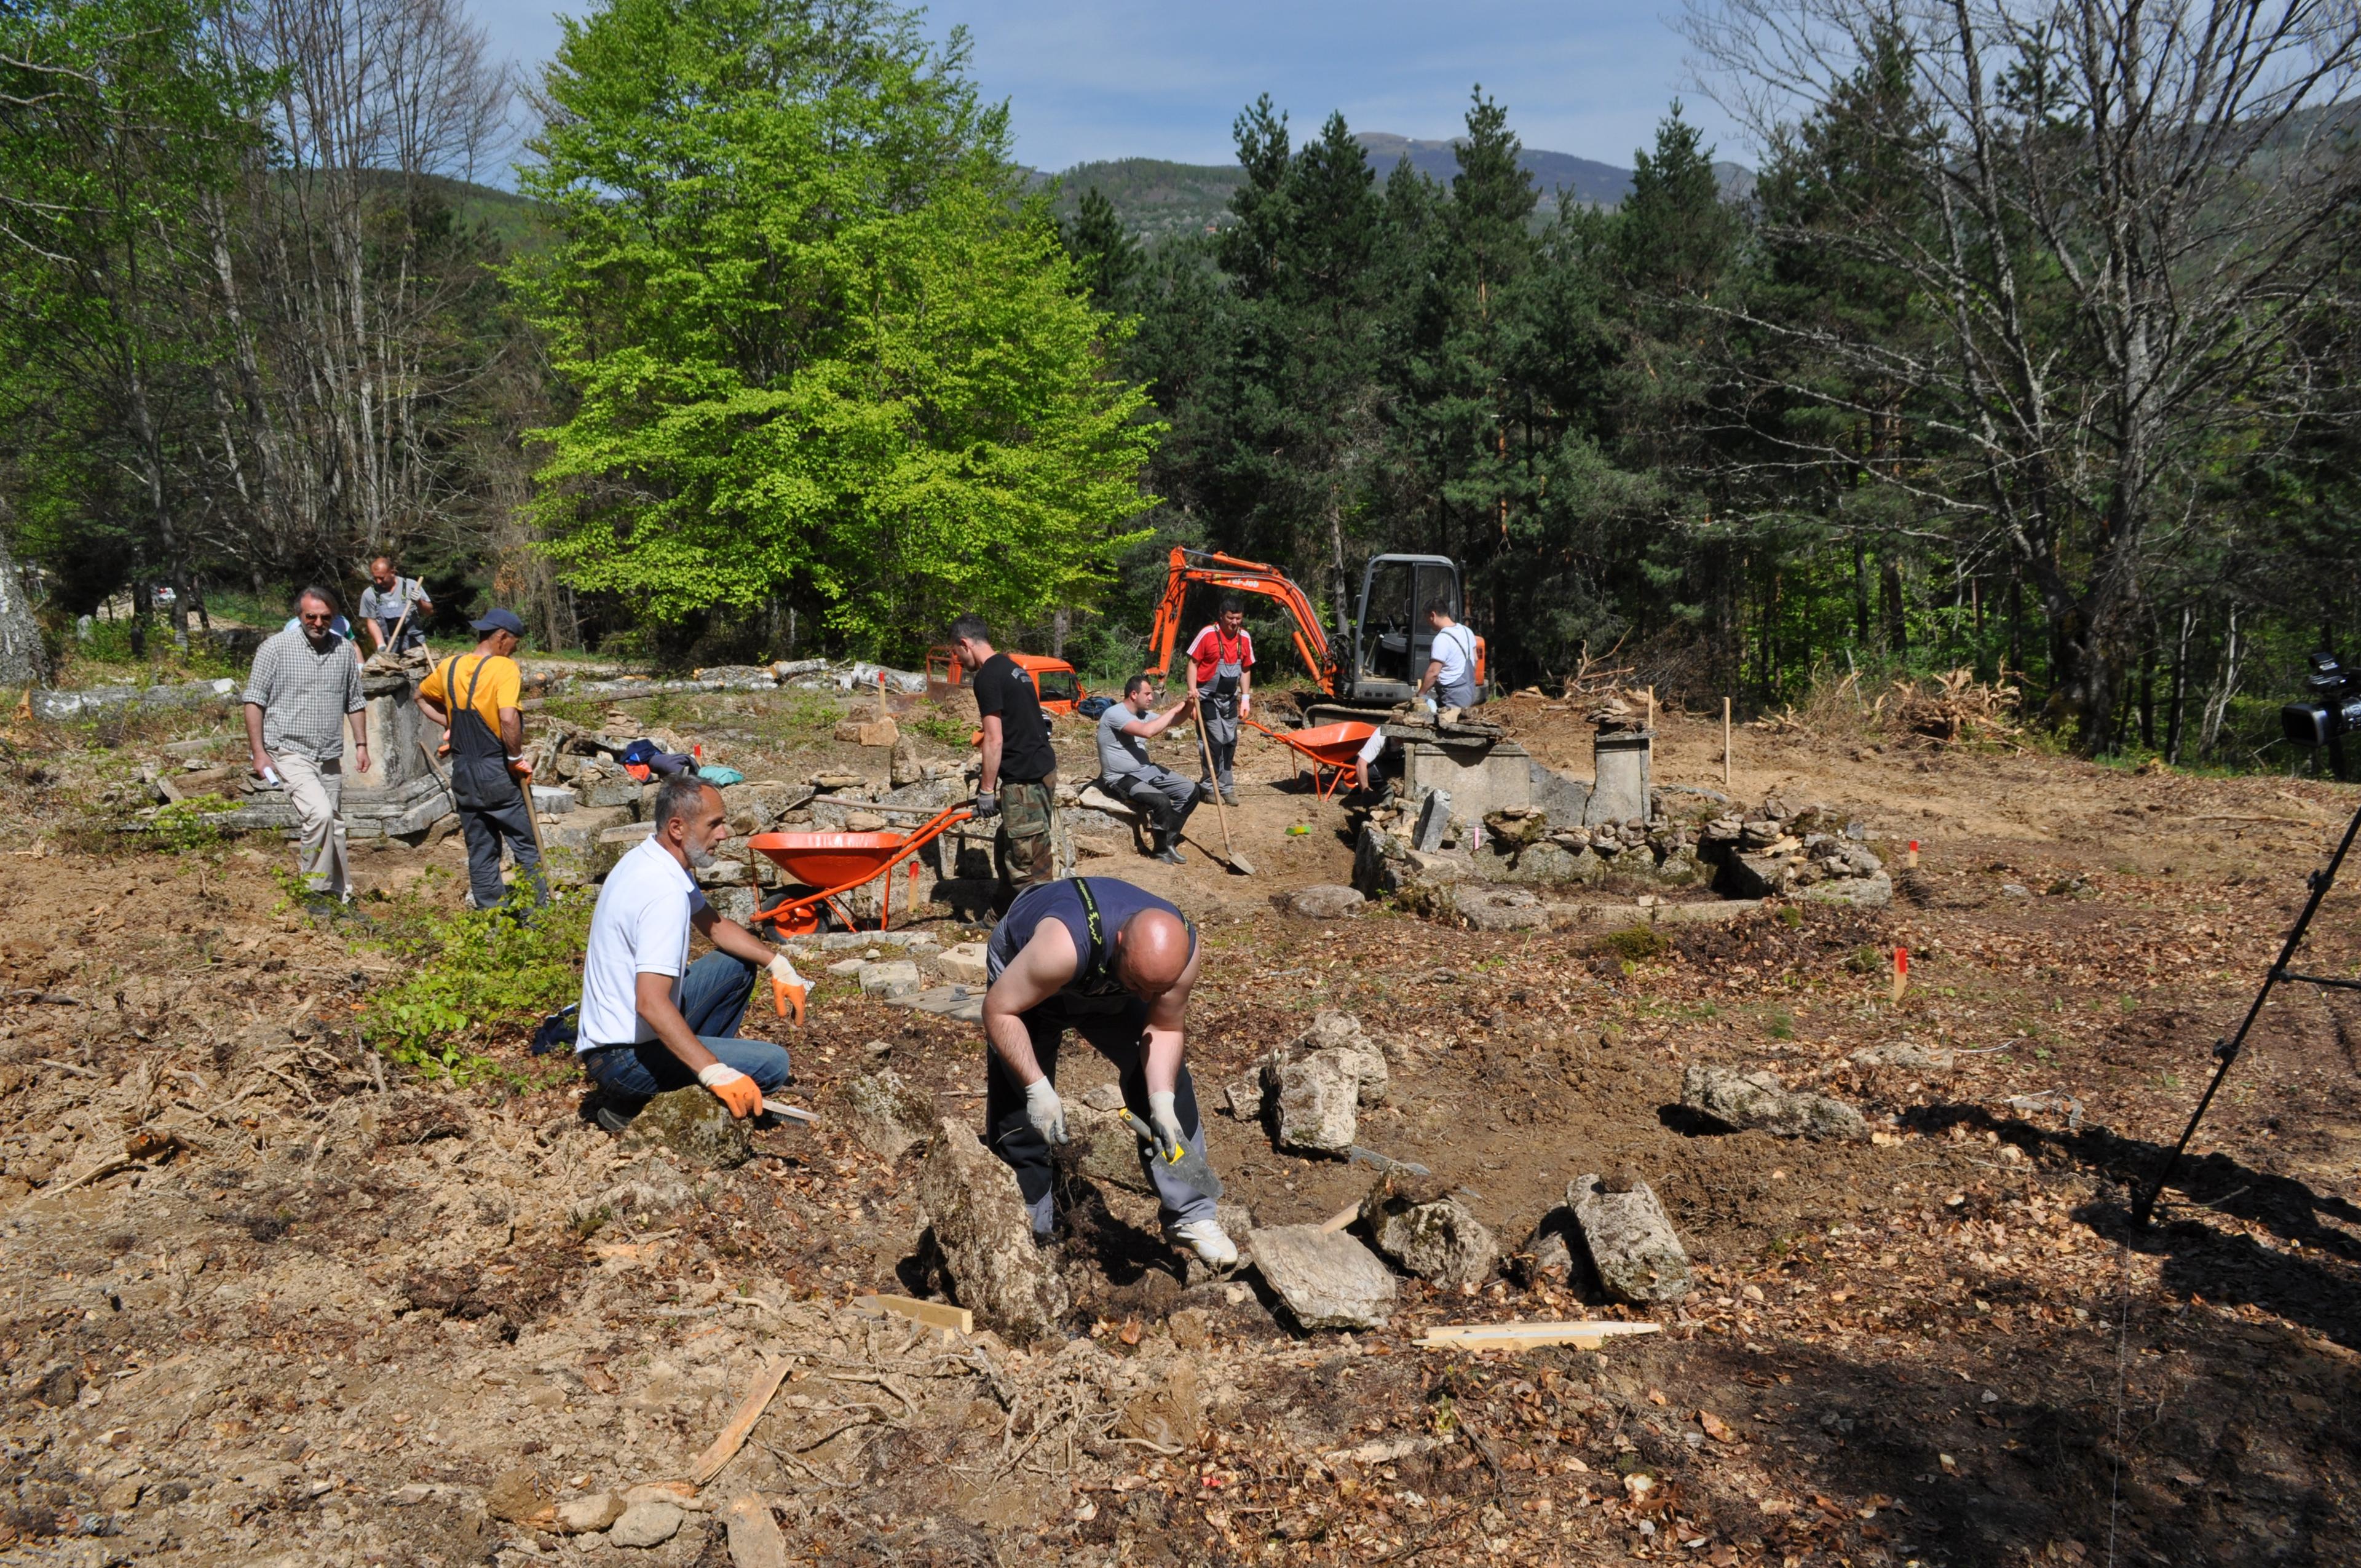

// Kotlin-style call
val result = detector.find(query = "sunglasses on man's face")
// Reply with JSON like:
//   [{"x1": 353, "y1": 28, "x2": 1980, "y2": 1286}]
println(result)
[{"x1": 300, "y1": 612, "x2": 334, "y2": 625}]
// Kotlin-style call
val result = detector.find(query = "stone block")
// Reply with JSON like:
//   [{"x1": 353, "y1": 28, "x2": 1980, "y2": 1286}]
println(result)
[
  {"x1": 617, "y1": 1087, "x2": 753, "y2": 1170},
  {"x1": 580, "y1": 774, "x2": 641, "y2": 810},
  {"x1": 1251, "y1": 1225, "x2": 1398, "y2": 1331},
  {"x1": 937, "y1": 941, "x2": 990, "y2": 985},
  {"x1": 553, "y1": 1494, "x2": 627, "y2": 1534},
  {"x1": 917, "y1": 1118, "x2": 1070, "y2": 1340},
  {"x1": 1567, "y1": 1174, "x2": 1692, "y2": 1304},
  {"x1": 1064, "y1": 1102, "x2": 1154, "y2": 1194},
  {"x1": 1283, "y1": 884, "x2": 1365, "y2": 919},
  {"x1": 858, "y1": 959, "x2": 921, "y2": 999},
  {"x1": 1283, "y1": 1011, "x2": 1389, "y2": 1106},
  {"x1": 1360, "y1": 1174, "x2": 1498, "y2": 1289},
  {"x1": 1449, "y1": 885, "x2": 1548, "y2": 930},
  {"x1": 825, "y1": 1069, "x2": 938, "y2": 1160},
  {"x1": 591, "y1": 822, "x2": 658, "y2": 879},
  {"x1": 1681, "y1": 1065, "x2": 1869, "y2": 1141},
  {"x1": 1413, "y1": 788, "x2": 1453, "y2": 852},
  {"x1": 607, "y1": 1499, "x2": 685, "y2": 1548},
  {"x1": 1267, "y1": 1050, "x2": 1359, "y2": 1154}
]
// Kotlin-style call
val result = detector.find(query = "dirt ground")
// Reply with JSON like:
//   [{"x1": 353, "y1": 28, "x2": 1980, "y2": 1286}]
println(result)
[{"x1": 2, "y1": 681, "x2": 2358, "y2": 1567}]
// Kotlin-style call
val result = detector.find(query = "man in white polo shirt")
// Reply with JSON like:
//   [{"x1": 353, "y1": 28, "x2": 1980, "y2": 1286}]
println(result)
[{"x1": 575, "y1": 774, "x2": 808, "y2": 1129}]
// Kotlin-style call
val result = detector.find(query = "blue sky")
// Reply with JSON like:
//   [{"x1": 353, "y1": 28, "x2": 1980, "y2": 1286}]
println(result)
[{"x1": 475, "y1": 0, "x2": 1749, "y2": 175}]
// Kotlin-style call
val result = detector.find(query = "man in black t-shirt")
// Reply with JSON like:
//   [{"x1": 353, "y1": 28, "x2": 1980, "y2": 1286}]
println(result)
[{"x1": 952, "y1": 615, "x2": 1061, "y2": 890}]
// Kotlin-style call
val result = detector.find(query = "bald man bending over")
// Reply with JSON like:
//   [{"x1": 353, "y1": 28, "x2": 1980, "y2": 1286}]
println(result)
[{"x1": 981, "y1": 877, "x2": 1238, "y2": 1267}]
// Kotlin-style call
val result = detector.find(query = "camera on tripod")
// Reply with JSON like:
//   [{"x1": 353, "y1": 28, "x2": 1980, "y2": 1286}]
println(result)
[{"x1": 2281, "y1": 649, "x2": 2361, "y2": 777}]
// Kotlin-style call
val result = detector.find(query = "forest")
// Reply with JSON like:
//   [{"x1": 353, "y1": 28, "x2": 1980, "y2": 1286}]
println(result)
[{"x1": 2, "y1": 0, "x2": 2357, "y2": 762}]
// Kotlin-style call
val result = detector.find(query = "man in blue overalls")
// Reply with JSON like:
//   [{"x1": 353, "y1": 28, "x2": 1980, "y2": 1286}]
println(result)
[
  {"x1": 981, "y1": 876, "x2": 1238, "y2": 1267},
  {"x1": 416, "y1": 609, "x2": 545, "y2": 911}
]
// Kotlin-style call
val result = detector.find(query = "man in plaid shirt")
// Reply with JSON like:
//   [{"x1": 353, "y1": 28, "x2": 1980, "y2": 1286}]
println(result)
[{"x1": 243, "y1": 587, "x2": 370, "y2": 903}]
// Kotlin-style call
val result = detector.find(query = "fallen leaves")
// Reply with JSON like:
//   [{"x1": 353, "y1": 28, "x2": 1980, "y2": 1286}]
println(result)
[{"x1": 1698, "y1": 1409, "x2": 1737, "y2": 1443}]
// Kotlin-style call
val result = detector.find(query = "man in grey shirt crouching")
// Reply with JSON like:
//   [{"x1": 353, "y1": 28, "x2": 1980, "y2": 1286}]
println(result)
[{"x1": 1094, "y1": 676, "x2": 1204, "y2": 866}]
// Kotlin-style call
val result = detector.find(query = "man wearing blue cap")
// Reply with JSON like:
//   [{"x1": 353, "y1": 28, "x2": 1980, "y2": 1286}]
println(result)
[{"x1": 416, "y1": 608, "x2": 544, "y2": 910}]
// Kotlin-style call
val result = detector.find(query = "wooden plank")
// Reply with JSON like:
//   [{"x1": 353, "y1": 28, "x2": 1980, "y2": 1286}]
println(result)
[
  {"x1": 724, "y1": 1494, "x2": 790, "y2": 1568},
  {"x1": 687, "y1": 1356, "x2": 796, "y2": 1487},
  {"x1": 1414, "y1": 1321, "x2": 1663, "y2": 1353},
  {"x1": 855, "y1": 1293, "x2": 973, "y2": 1336}
]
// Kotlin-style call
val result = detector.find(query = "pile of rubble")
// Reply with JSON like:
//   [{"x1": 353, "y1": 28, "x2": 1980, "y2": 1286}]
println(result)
[
  {"x1": 549, "y1": 658, "x2": 931, "y2": 700},
  {"x1": 1696, "y1": 796, "x2": 1891, "y2": 907},
  {"x1": 890, "y1": 1009, "x2": 1778, "y2": 1342},
  {"x1": 1354, "y1": 785, "x2": 1888, "y2": 914}
]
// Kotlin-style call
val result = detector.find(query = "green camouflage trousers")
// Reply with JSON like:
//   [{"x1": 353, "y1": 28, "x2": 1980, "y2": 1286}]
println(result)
[{"x1": 995, "y1": 774, "x2": 1059, "y2": 889}]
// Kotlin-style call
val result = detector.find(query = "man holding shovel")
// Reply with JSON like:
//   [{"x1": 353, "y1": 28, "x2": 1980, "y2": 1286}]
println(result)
[
  {"x1": 980, "y1": 875, "x2": 1238, "y2": 1268},
  {"x1": 415, "y1": 608, "x2": 544, "y2": 911},
  {"x1": 1186, "y1": 598, "x2": 1253, "y2": 806},
  {"x1": 359, "y1": 556, "x2": 432, "y2": 657}
]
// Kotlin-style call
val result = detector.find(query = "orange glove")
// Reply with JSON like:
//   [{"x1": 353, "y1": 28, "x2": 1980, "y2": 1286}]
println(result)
[
  {"x1": 697, "y1": 1064, "x2": 763, "y2": 1119},
  {"x1": 766, "y1": 954, "x2": 809, "y2": 1026}
]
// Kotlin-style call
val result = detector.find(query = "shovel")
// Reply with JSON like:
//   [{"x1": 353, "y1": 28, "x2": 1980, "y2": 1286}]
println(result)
[
  {"x1": 1117, "y1": 1107, "x2": 1224, "y2": 1200},
  {"x1": 1190, "y1": 699, "x2": 1255, "y2": 876}
]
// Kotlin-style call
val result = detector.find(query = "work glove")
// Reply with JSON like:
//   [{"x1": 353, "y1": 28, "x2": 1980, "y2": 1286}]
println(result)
[
  {"x1": 698, "y1": 1062, "x2": 763, "y2": 1120},
  {"x1": 1147, "y1": 1090, "x2": 1187, "y2": 1160},
  {"x1": 1024, "y1": 1076, "x2": 1069, "y2": 1145},
  {"x1": 971, "y1": 791, "x2": 999, "y2": 819},
  {"x1": 767, "y1": 952, "x2": 809, "y2": 1026}
]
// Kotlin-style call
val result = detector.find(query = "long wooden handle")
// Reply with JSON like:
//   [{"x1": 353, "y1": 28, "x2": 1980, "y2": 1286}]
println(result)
[{"x1": 1194, "y1": 702, "x2": 1238, "y2": 858}]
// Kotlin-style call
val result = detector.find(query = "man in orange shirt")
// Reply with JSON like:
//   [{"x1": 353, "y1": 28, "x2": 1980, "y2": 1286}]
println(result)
[{"x1": 416, "y1": 608, "x2": 544, "y2": 911}]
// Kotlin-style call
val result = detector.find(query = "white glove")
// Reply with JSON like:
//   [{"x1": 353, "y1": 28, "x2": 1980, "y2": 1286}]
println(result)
[
  {"x1": 1147, "y1": 1090, "x2": 1185, "y2": 1155},
  {"x1": 1024, "y1": 1077, "x2": 1069, "y2": 1146},
  {"x1": 766, "y1": 952, "x2": 805, "y2": 988}
]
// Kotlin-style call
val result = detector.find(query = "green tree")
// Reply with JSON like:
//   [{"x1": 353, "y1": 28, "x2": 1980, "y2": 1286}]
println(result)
[
  {"x1": 513, "y1": 0, "x2": 1158, "y2": 651},
  {"x1": 0, "y1": 0, "x2": 258, "y2": 641},
  {"x1": 1061, "y1": 188, "x2": 1141, "y2": 309}
]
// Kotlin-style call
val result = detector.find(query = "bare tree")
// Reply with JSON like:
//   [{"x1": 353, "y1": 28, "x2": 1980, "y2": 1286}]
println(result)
[
  {"x1": 201, "y1": 0, "x2": 515, "y2": 589},
  {"x1": 1685, "y1": 0, "x2": 2361, "y2": 746}
]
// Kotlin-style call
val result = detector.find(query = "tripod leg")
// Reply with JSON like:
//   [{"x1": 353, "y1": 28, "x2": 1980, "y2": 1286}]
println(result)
[{"x1": 2132, "y1": 799, "x2": 2361, "y2": 1226}]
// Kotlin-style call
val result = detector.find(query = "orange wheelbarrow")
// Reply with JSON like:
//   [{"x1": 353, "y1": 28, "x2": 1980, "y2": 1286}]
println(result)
[
  {"x1": 748, "y1": 801, "x2": 973, "y2": 938},
  {"x1": 1243, "y1": 718, "x2": 1377, "y2": 803}
]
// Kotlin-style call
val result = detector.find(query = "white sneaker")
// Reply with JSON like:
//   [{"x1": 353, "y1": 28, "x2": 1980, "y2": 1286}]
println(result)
[{"x1": 1169, "y1": 1219, "x2": 1239, "y2": 1268}]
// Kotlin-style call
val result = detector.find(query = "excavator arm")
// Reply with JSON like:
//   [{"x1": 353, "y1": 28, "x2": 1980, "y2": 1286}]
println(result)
[{"x1": 1146, "y1": 547, "x2": 1339, "y2": 697}]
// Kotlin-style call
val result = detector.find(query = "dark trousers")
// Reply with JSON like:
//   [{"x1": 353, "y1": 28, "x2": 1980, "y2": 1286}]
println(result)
[
  {"x1": 577, "y1": 951, "x2": 790, "y2": 1104},
  {"x1": 1112, "y1": 767, "x2": 1201, "y2": 847},
  {"x1": 461, "y1": 796, "x2": 545, "y2": 909},
  {"x1": 984, "y1": 994, "x2": 1217, "y2": 1234}
]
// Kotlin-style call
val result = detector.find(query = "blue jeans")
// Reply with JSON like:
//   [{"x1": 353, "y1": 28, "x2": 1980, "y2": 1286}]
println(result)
[{"x1": 577, "y1": 951, "x2": 790, "y2": 1104}]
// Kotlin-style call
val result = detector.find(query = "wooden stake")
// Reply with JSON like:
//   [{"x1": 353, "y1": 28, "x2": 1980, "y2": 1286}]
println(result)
[
  {"x1": 1645, "y1": 686, "x2": 1655, "y2": 732},
  {"x1": 1319, "y1": 1202, "x2": 1361, "y2": 1233},
  {"x1": 687, "y1": 1356, "x2": 796, "y2": 1486},
  {"x1": 1722, "y1": 697, "x2": 1732, "y2": 788},
  {"x1": 1891, "y1": 946, "x2": 1909, "y2": 1005},
  {"x1": 854, "y1": 1293, "x2": 972, "y2": 1334},
  {"x1": 1415, "y1": 1321, "x2": 1663, "y2": 1353}
]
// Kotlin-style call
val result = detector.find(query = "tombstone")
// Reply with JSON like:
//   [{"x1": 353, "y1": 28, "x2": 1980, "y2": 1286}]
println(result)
[
  {"x1": 1412, "y1": 788, "x2": 1453, "y2": 852},
  {"x1": 221, "y1": 663, "x2": 452, "y2": 842},
  {"x1": 336, "y1": 666, "x2": 454, "y2": 838},
  {"x1": 1584, "y1": 727, "x2": 1652, "y2": 826}
]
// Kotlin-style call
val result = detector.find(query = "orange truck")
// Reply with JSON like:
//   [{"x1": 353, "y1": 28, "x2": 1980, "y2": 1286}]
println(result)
[{"x1": 923, "y1": 648, "x2": 1089, "y2": 717}]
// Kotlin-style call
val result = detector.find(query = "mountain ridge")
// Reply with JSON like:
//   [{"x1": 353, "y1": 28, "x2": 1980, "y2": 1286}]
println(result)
[{"x1": 1038, "y1": 132, "x2": 1754, "y2": 241}]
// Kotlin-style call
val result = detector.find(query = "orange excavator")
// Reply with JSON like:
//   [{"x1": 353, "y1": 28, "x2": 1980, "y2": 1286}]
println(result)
[{"x1": 1145, "y1": 546, "x2": 1484, "y2": 723}]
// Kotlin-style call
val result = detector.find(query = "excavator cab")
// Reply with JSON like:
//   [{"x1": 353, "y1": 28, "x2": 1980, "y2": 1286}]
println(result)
[{"x1": 1347, "y1": 555, "x2": 1463, "y2": 702}]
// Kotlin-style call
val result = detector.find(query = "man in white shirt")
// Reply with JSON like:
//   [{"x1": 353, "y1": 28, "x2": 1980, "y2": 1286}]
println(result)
[
  {"x1": 1415, "y1": 598, "x2": 1482, "y2": 712},
  {"x1": 575, "y1": 775, "x2": 808, "y2": 1128}
]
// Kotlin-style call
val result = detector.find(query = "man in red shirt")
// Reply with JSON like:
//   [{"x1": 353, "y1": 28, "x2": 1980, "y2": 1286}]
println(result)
[{"x1": 1185, "y1": 599, "x2": 1253, "y2": 806}]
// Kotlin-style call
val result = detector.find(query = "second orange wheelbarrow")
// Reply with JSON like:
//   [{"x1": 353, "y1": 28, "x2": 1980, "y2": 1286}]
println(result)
[
  {"x1": 748, "y1": 801, "x2": 973, "y2": 938},
  {"x1": 1244, "y1": 718, "x2": 1377, "y2": 803}
]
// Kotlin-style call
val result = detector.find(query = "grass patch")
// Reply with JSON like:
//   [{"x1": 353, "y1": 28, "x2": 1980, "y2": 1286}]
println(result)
[
  {"x1": 360, "y1": 873, "x2": 593, "y2": 1082},
  {"x1": 147, "y1": 794, "x2": 241, "y2": 853},
  {"x1": 1594, "y1": 924, "x2": 1671, "y2": 964}
]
